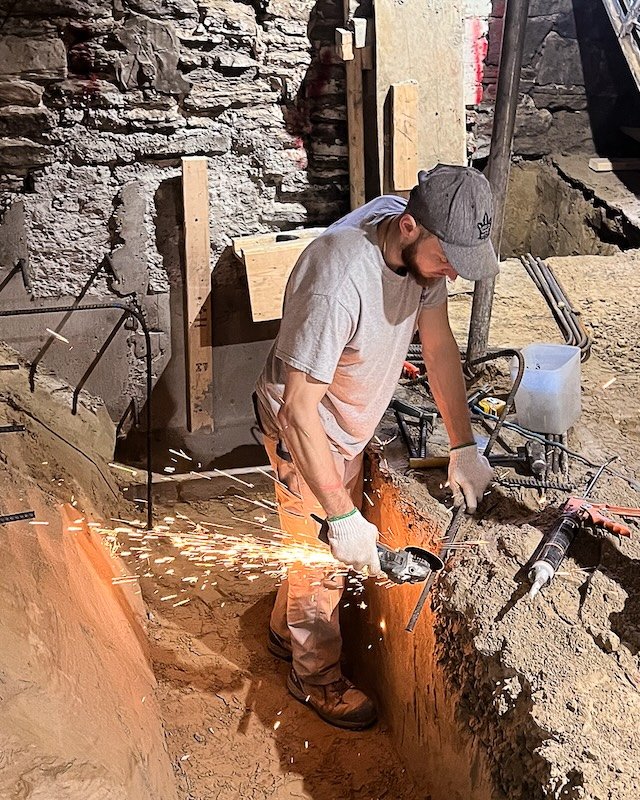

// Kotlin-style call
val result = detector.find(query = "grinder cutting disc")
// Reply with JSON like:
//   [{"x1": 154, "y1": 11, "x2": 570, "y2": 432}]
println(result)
[{"x1": 405, "y1": 546, "x2": 444, "y2": 572}]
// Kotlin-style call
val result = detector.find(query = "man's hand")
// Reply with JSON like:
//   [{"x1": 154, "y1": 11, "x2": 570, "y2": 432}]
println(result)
[
  {"x1": 448, "y1": 444, "x2": 494, "y2": 513},
  {"x1": 327, "y1": 509, "x2": 382, "y2": 574}
]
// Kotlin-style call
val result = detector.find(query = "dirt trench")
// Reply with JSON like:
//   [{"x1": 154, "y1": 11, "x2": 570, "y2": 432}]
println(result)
[
  {"x1": 120, "y1": 482, "x2": 420, "y2": 800},
  {"x1": 122, "y1": 251, "x2": 640, "y2": 799}
]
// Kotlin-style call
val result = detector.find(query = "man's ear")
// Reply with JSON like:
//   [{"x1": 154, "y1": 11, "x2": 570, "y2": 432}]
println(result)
[{"x1": 398, "y1": 213, "x2": 420, "y2": 240}]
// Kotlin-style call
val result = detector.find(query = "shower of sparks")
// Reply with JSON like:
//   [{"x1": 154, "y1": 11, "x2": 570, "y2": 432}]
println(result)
[
  {"x1": 45, "y1": 328, "x2": 70, "y2": 343},
  {"x1": 232, "y1": 494, "x2": 278, "y2": 514},
  {"x1": 169, "y1": 448, "x2": 192, "y2": 461},
  {"x1": 101, "y1": 513, "x2": 361, "y2": 590},
  {"x1": 254, "y1": 467, "x2": 290, "y2": 492},
  {"x1": 212, "y1": 468, "x2": 254, "y2": 488},
  {"x1": 108, "y1": 463, "x2": 138, "y2": 476}
]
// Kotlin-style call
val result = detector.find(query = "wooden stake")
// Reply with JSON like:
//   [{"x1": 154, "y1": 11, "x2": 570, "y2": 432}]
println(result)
[
  {"x1": 181, "y1": 156, "x2": 214, "y2": 433},
  {"x1": 343, "y1": 1, "x2": 366, "y2": 209},
  {"x1": 391, "y1": 81, "x2": 418, "y2": 193}
]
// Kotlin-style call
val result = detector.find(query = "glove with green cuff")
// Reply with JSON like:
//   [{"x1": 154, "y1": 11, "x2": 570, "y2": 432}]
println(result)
[
  {"x1": 327, "y1": 508, "x2": 382, "y2": 575},
  {"x1": 448, "y1": 443, "x2": 494, "y2": 513}
]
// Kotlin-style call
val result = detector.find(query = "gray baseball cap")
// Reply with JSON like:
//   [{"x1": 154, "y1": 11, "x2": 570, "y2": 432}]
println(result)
[{"x1": 405, "y1": 164, "x2": 500, "y2": 281}]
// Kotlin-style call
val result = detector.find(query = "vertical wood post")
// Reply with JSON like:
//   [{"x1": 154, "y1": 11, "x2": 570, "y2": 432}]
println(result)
[
  {"x1": 181, "y1": 156, "x2": 214, "y2": 433},
  {"x1": 344, "y1": 0, "x2": 366, "y2": 209},
  {"x1": 467, "y1": 0, "x2": 530, "y2": 364}
]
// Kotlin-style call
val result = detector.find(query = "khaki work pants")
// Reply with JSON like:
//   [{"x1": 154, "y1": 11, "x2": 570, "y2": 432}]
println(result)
[{"x1": 263, "y1": 436, "x2": 364, "y2": 684}]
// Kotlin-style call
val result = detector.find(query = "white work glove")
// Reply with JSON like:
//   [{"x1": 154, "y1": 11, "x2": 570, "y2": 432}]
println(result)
[
  {"x1": 448, "y1": 444, "x2": 494, "y2": 513},
  {"x1": 327, "y1": 508, "x2": 383, "y2": 575}
]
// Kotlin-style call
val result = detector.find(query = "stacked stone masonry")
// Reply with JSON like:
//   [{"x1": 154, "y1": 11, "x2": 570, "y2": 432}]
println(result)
[
  {"x1": 474, "y1": 0, "x2": 639, "y2": 159},
  {"x1": 0, "y1": 0, "x2": 635, "y2": 456},
  {"x1": 0, "y1": 0, "x2": 348, "y2": 439}
]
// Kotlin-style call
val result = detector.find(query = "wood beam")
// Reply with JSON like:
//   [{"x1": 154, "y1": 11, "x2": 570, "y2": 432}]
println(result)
[
  {"x1": 391, "y1": 81, "x2": 419, "y2": 193},
  {"x1": 181, "y1": 156, "x2": 214, "y2": 434}
]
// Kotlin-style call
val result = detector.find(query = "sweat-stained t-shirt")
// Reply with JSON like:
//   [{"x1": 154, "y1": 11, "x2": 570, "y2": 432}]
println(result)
[{"x1": 255, "y1": 195, "x2": 448, "y2": 459}]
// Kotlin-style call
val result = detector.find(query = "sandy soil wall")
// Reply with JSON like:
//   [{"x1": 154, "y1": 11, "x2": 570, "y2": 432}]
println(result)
[
  {"x1": 343, "y1": 254, "x2": 640, "y2": 800},
  {"x1": 344, "y1": 467, "x2": 505, "y2": 800},
  {"x1": 0, "y1": 345, "x2": 176, "y2": 800}
]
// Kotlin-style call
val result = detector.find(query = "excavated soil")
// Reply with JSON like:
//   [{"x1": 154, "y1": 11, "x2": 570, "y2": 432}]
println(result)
[
  {"x1": 120, "y1": 252, "x2": 640, "y2": 799},
  {"x1": 2, "y1": 248, "x2": 639, "y2": 800},
  {"x1": 353, "y1": 252, "x2": 640, "y2": 799}
]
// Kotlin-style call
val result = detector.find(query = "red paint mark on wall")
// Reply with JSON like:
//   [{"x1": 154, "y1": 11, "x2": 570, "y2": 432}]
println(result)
[
  {"x1": 465, "y1": 16, "x2": 489, "y2": 106},
  {"x1": 472, "y1": 18, "x2": 488, "y2": 105}
]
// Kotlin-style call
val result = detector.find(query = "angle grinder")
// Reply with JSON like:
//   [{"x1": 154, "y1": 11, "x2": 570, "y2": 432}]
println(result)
[{"x1": 312, "y1": 514, "x2": 443, "y2": 584}]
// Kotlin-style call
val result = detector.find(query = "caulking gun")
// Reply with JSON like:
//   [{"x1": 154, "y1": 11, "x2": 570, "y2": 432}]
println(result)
[{"x1": 528, "y1": 459, "x2": 639, "y2": 598}]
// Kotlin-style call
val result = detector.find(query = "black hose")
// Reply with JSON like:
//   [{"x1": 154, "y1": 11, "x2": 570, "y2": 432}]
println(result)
[
  {"x1": 0, "y1": 302, "x2": 154, "y2": 530},
  {"x1": 472, "y1": 405, "x2": 640, "y2": 493},
  {"x1": 466, "y1": 348, "x2": 525, "y2": 458}
]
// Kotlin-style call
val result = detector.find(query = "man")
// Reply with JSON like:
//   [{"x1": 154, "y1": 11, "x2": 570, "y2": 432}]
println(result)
[{"x1": 254, "y1": 164, "x2": 498, "y2": 730}]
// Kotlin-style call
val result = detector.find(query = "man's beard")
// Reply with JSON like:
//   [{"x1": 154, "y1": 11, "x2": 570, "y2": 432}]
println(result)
[{"x1": 401, "y1": 240, "x2": 432, "y2": 287}]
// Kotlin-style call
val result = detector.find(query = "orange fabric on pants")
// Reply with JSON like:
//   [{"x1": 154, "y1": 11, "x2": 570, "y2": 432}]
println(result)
[{"x1": 263, "y1": 436, "x2": 364, "y2": 684}]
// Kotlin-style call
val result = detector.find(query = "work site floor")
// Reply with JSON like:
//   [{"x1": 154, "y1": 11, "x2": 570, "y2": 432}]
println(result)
[
  {"x1": 123, "y1": 486, "x2": 419, "y2": 800},
  {"x1": 121, "y1": 252, "x2": 640, "y2": 800}
]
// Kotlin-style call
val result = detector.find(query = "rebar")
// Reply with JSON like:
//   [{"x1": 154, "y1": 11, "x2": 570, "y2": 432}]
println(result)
[{"x1": 0, "y1": 302, "x2": 154, "y2": 530}]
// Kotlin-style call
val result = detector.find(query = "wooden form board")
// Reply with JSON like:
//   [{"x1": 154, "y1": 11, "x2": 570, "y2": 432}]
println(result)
[
  {"x1": 588, "y1": 157, "x2": 640, "y2": 173},
  {"x1": 374, "y1": 0, "x2": 466, "y2": 193},
  {"x1": 391, "y1": 81, "x2": 419, "y2": 192},
  {"x1": 181, "y1": 156, "x2": 214, "y2": 433},
  {"x1": 343, "y1": 0, "x2": 366, "y2": 209},
  {"x1": 233, "y1": 229, "x2": 325, "y2": 322}
]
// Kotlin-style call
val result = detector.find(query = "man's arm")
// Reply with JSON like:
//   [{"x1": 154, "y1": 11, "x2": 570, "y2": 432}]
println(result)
[
  {"x1": 277, "y1": 365, "x2": 382, "y2": 573},
  {"x1": 418, "y1": 301, "x2": 493, "y2": 512},
  {"x1": 417, "y1": 301, "x2": 473, "y2": 447},
  {"x1": 277, "y1": 365, "x2": 354, "y2": 518}
]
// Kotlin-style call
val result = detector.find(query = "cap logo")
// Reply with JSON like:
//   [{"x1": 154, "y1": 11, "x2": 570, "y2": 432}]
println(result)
[{"x1": 477, "y1": 212, "x2": 491, "y2": 240}]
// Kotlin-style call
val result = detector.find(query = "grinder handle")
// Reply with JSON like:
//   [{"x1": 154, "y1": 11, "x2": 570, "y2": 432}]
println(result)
[{"x1": 311, "y1": 512, "x2": 394, "y2": 557}]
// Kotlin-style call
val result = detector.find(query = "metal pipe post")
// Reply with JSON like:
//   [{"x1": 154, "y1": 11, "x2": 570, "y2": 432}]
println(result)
[{"x1": 466, "y1": 0, "x2": 531, "y2": 364}]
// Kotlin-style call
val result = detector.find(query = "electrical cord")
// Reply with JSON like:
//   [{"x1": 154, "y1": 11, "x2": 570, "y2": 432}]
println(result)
[{"x1": 471, "y1": 405, "x2": 640, "y2": 493}]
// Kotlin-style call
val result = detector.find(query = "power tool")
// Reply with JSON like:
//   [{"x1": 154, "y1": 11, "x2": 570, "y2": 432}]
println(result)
[
  {"x1": 312, "y1": 514, "x2": 443, "y2": 584},
  {"x1": 528, "y1": 459, "x2": 639, "y2": 598}
]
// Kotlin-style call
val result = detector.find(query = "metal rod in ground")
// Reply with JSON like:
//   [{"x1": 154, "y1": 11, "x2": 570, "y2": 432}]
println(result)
[
  {"x1": 0, "y1": 364, "x2": 19, "y2": 371},
  {"x1": 0, "y1": 424, "x2": 25, "y2": 434},
  {"x1": 405, "y1": 505, "x2": 467, "y2": 632},
  {"x1": 0, "y1": 302, "x2": 154, "y2": 531},
  {"x1": 466, "y1": 0, "x2": 531, "y2": 364},
  {"x1": 560, "y1": 432, "x2": 569, "y2": 478},
  {"x1": 552, "y1": 434, "x2": 560, "y2": 474},
  {"x1": 0, "y1": 511, "x2": 36, "y2": 525}
]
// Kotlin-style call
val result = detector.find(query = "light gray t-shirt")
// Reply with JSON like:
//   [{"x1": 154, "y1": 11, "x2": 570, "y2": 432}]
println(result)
[{"x1": 255, "y1": 195, "x2": 447, "y2": 459}]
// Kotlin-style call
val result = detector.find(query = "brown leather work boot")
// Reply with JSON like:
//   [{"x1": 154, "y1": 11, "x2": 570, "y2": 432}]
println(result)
[
  {"x1": 287, "y1": 667, "x2": 377, "y2": 730},
  {"x1": 267, "y1": 628, "x2": 292, "y2": 661}
]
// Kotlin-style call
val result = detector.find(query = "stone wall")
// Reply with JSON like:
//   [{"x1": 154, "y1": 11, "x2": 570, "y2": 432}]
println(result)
[
  {"x1": 0, "y1": 0, "x2": 348, "y2": 466},
  {"x1": 0, "y1": 0, "x2": 636, "y2": 466},
  {"x1": 473, "y1": 0, "x2": 640, "y2": 158}
]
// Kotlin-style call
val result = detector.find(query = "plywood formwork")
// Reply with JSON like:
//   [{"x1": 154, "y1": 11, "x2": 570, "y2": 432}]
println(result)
[{"x1": 374, "y1": 0, "x2": 466, "y2": 193}]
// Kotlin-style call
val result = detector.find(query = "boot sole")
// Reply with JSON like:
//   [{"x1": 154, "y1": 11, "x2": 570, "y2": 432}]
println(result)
[
  {"x1": 267, "y1": 638, "x2": 292, "y2": 661},
  {"x1": 286, "y1": 672, "x2": 377, "y2": 731}
]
